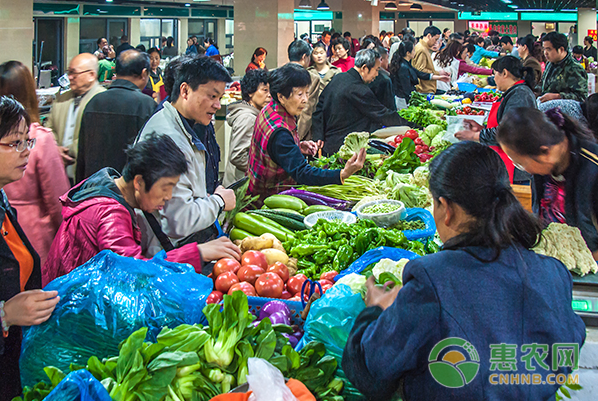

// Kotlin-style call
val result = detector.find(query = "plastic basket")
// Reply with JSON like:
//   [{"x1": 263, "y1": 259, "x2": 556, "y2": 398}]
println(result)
[
  {"x1": 335, "y1": 246, "x2": 421, "y2": 280},
  {"x1": 402, "y1": 208, "x2": 436, "y2": 241},
  {"x1": 477, "y1": 88, "x2": 496, "y2": 93},
  {"x1": 247, "y1": 296, "x2": 304, "y2": 327}
]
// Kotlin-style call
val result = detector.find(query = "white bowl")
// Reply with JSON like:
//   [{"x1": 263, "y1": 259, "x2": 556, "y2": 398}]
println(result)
[
  {"x1": 303, "y1": 211, "x2": 357, "y2": 229},
  {"x1": 355, "y1": 200, "x2": 406, "y2": 228}
]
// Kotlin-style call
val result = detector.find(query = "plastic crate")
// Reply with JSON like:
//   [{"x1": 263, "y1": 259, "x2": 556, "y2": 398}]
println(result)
[
  {"x1": 247, "y1": 296, "x2": 305, "y2": 327},
  {"x1": 402, "y1": 208, "x2": 436, "y2": 241}
]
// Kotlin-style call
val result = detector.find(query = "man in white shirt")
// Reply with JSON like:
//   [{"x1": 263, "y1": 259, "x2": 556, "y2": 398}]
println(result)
[{"x1": 46, "y1": 53, "x2": 105, "y2": 180}]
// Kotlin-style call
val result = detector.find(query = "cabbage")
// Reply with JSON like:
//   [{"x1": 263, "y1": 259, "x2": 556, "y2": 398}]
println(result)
[
  {"x1": 431, "y1": 135, "x2": 450, "y2": 148},
  {"x1": 372, "y1": 258, "x2": 410, "y2": 283},
  {"x1": 335, "y1": 273, "x2": 367, "y2": 296},
  {"x1": 413, "y1": 166, "x2": 430, "y2": 188},
  {"x1": 420, "y1": 124, "x2": 444, "y2": 146}
]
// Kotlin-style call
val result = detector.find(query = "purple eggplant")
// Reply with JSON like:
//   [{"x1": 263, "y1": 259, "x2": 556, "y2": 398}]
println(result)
[
  {"x1": 278, "y1": 189, "x2": 351, "y2": 210},
  {"x1": 284, "y1": 333, "x2": 299, "y2": 348},
  {"x1": 259, "y1": 300, "x2": 291, "y2": 321},
  {"x1": 268, "y1": 311, "x2": 291, "y2": 325}
]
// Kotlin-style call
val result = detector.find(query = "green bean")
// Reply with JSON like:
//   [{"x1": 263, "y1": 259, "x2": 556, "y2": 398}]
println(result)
[{"x1": 362, "y1": 203, "x2": 401, "y2": 214}]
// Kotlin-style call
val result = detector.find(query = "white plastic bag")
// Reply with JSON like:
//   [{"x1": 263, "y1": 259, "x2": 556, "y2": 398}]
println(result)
[{"x1": 246, "y1": 358, "x2": 297, "y2": 401}]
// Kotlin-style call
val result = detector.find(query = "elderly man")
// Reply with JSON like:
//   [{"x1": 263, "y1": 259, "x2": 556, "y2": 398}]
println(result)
[
  {"x1": 76, "y1": 50, "x2": 156, "y2": 183},
  {"x1": 47, "y1": 53, "x2": 105, "y2": 181},
  {"x1": 312, "y1": 49, "x2": 413, "y2": 156}
]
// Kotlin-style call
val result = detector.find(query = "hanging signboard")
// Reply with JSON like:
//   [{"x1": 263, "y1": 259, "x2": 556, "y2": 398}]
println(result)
[
  {"x1": 489, "y1": 21, "x2": 518, "y2": 37},
  {"x1": 468, "y1": 21, "x2": 489, "y2": 36},
  {"x1": 588, "y1": 29, "x2": 598, "y2": 41}
]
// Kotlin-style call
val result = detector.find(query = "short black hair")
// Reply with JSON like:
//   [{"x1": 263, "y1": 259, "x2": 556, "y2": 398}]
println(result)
[
  {"x1": 0, "y1": 96, "x2": 30, "y2": 140},
  {"x1": 241, "y1": 69, "x2": 269, "y2": 102},
  {"x1": 498, "y1": 36, "x2": 512, "y2": 45},
  {"x1": 334, "y1": 38, "x2": 351, "y2": 52},
  {"x1": 163, "y1": 55, "x2": 192, "y2": 97},
  {"x1": 542, "y1": 31, "x2": 569, "y2": 52},
  {"x1": 322, "y1": 30, "x2": 331, "y2": 38},
  {"x1": 585, "y1": 36, "x2": 594, "y2": 45},
  {"x1": 116, "y1": 50, "x2": 150, "y2": 77},
  {"x1": 443, "y1": 28, "x2": 451, "y2": 33},
  {"x1": 374, "y1": 46, "x2": 388, "y2": 59},
  {"x1": 167, "y1": 37, "x2": 174, "y2": 47},
  {"x1": 343, "y1": 31, "x2": 352, "y2": 37},
  {"x1": 147, "y1": 47, "x2": 161, "y2": 57},
  {"x1": 449, "y1": 32, "x2": 463, "y2": 41},
  {"x1": 171, "y1": 56, "x2": 232, "y2": 102},
  {"x1": 287, "y1": 39, "x2": 312, "y2": 62},
  {"x1": 269, "y1": 63, "x2": 311, "y2": 104},
  {"x1": 423, "y1": 26, "x2": 442, "y2": 38},
  {"x1": 123, "y1": 134, "x2": 188, "y2": 190},
  {"x1": 491, "y1": 36, "x2": 500, "y2": 46},
  {"x1": 464, "y1": 43, "x2": 476, "y2": 55},
  {"x1": 135, "y1": 44, "x2": 146, "y2": 52},
  {"x1": 573, "y1": 45, "x2": 584, "y2": 55},
  {"x1": 97, "y1": 37, "x2": 106, "y2": 45},
  {"x1": 475, "y1": 36, "x2": 486, "y2": 46}
]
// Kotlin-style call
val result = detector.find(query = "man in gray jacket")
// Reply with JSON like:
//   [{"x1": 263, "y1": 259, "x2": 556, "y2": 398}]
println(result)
[{"x1": 137, "y1": 56, "x2": 237, "y2": 257}]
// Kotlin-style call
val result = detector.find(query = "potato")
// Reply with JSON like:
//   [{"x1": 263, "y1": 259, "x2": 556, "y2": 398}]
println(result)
[
  {"x1": 240, "y1": 236, "x2": 273, "y2": 253},
  {"x1": 260, "y1": 233, "x2": 285, "y2": 252},
  {"x1": 286, "y1": 258, "x2": 298, "y2": 276},
  {"x1": 261, "y1": 248, "x2": 289, "y2": 265}
]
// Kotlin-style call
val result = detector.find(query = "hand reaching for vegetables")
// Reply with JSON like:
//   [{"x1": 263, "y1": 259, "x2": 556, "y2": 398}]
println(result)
[
  {"x1": 454, "y1": 129, "x2": 480, "y2": 142},
  {"x1": 3, "y1": 290, "x2": 60, "y2": 327},
  {"x1": 340, "y1": 148, "x2": 366, "y2": 182},
  {"x1": 365, "y1": 276, "x2": 401, "y2": 310},
  {"x1": 300, "y1": 141, "x2": 319, "y2": 156},
  {"x1": 214, "y1": 186, "x2": 236, "y2": 211},
  {"x1": 198, "y1": 237, "x2": 242, "y2": 262}
]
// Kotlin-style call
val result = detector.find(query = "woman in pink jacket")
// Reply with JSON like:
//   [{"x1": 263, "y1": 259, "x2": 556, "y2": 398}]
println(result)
[
  {"x1": 0, "y1": 61, "x2": 70, "y2": 267},
  {"x1": 43, "y1": 134, "x2": 241, "y2": 286}
]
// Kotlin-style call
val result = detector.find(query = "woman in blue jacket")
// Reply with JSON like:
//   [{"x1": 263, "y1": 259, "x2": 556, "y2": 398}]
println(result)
[
  {"x1": 343, "y1": 141, "x2": 586, "y2": 401},
  {"x1": 204, "y1": 38, "x2": 220, "y2": 57}
]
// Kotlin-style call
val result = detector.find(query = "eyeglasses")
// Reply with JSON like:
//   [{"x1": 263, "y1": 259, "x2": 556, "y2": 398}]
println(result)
[
  {"x1": 67, "y1": 69, "x2": 92, "y2": 77},
  {"x1": 0, "y1": 138, "x2": 36, "y2": 152}
]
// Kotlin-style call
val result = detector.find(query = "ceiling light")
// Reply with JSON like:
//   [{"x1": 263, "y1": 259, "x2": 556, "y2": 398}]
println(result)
[
  {"x1": 317, "y1": 0, "x2": 330, "y2": 10},
  {"x1": 410, "y1": 3, "x2": 423, "y2": 9},
  {"x1": 185, "y1": 3, "x2": 190, "y2": 6},
  {"x1": 106, "y1": 0, "x2": 113, "y2": 2},
  {"x1": 385, "y1": 2, "x2": 398, "y2": 10},
  {"x1": 501, "y1": 0, "x2": 511, "y2": 3},
  {"x1": 298, "y1": 0, "x2": 312, "y2": 8},
  {"x1": 508, "y1": 4, "x2": 518, "y2": 8},
  {"x1": 518, "y1": 8, "x2": 554, "y2": 12}
]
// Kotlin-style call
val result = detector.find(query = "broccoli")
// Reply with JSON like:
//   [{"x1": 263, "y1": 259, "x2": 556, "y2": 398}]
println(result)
[{"x1": 338, "y1": 131, "x2": 370, "y2": 160}]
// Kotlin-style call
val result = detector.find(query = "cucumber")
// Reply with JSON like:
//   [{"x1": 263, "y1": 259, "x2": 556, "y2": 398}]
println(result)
[
  {"x1": 233, "y1": 213, "x2": 294, "y2": 242},
  {"x1": 303, "y1": 205, "x2": 335, "y2": 216},
  {"x1": 230, "y1": 228, "x2": 253, "y2": 241},
  {"x1": 273, "y1": 208, "x2": 305, "y2": 216},
  {"x1": 263, "y1": 195, "x2": 308, "y2": 212},
  {"x1": 247, "y1": 210, "x2": 307, "y2": 231},
  {"x1": 246, "y1": 213, "x2": 294, "y2": 236}
]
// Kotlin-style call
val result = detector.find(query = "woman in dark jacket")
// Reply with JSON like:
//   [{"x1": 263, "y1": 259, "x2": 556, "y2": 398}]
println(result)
[
  {"x1": 498, "y1": 107, "x2": 598, "y2": 261},
  {"x1": 389, "y1": 41, "x2": 449, "y2": 109},
  {"x1": 0, "y1": 96, "x2": 59, "y2": 400},
  {"x1": 343, "y1": 142, "x2": 585, "y2": 401}
]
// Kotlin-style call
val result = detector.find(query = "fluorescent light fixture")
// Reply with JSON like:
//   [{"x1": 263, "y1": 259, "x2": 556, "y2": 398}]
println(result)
[
  {"x1": 508, "y1": 4, "x2": 518, "y2": 8},
  {"x1": 317, "y1": 0, "x2": 329, "y2": 10},
  {"x1": 410, "y1": 3, "x2": 423, "y2": 10},
  {"x1": 106, "y1": 0, "x2": 113, "y2": 2},
  {"x1": 185, "y1": 3, "x2": 190, "y2": 6},
  {"x1": 385, "y1": 2, "x2": 398, "y2": 10},
  {"x1": 561, "y1": 9, "x2": 577, "y2": 12},
  {"x1": 298, "y1": 0, "x2": 312, "y2": 8},
  {"x1": 501, "y1": 0, "x2": 511, "y2": 3},
  {"x1": 518, "y1": 9, "x2": 554, "y2": 12}
]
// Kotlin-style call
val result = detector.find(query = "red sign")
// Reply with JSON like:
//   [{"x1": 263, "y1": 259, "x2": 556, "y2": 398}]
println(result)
[
  {"x1": 589, "y1": 29, "x2": 597, "y2": 41},
  {"x1": 489, "y1": 22, "x2": 518, "y2": 37}
]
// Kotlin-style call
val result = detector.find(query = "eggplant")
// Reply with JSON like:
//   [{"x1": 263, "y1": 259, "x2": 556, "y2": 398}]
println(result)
[
  {"x1": 278, "y1": 189, "x2": 351, "y2": 210},
  {"x1": 368, "y1": 139, "x2": 396, "y2": 155},
  {"x1": 259, "y1": 300, "x2": 291, "y2": 321}
]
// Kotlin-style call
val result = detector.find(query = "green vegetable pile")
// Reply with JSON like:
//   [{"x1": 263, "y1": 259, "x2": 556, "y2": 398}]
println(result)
[
  {"x1": 310, "y1": 153, "x2": 383, "y2": 179},
  {"x1": 361, "y1": 202, "x2": 402, "y2": 215},
  {"x1": 299, "y1": 175, "x2": 382, "y2": 202},
  {"x1": 16, "y1": 292, "x2": 344, "y2": 401},
  {"x1": 399, "y1": 107, "x2": 447, "y2": 130},
  {"x1": 284, "y1": 219, "x2": 427, "y2": 279},
  {"x1": 375, "y1": 138, "x2": 421, "y2": 180},
  {"x1": 391, "y1": 219, "x2": 426, "y2": 231}
]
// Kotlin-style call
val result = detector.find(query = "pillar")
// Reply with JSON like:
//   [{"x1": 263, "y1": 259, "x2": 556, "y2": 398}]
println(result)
[
  {"x1": 578, "y1": 8, "x2": 597, "y2": 44},
  {"x1": 179, "y1": 18, "x2": 188, "y2": 55},
  {"x1": 130, "y1": 18, "x2": 141, "y2": 49},
  {"x1": 217, "y1": 18, "x2": 226, "y2": 54},
  {"x1": 342, "y1": 0, "x2": 378, "y2": 39},
  {"x1": 517, "y1": 20, "x2": 532, "y2": 37},
  {"x1": 0, "y1": 0, "x2": 33, "y2": 68},
  {"x1": 454, "y1": 19, "x2": 467, "y2": 34},
  {"x1": 234, "y1": 0, "x2": 295, "y2": 74},
  {"x1": 65, "y1": 17, "x2": 80, "y2": 65}
]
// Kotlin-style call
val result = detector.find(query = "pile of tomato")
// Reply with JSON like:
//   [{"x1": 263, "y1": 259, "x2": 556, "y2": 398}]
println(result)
[
  {"x1": 206, "y1": 251, "x2": 338, "y2": 304},
  {"x1": 474, "y1": 92, "x2": 500, "y2": 102},
  {"x1": 455, "y1": 106, "x2": 485, "y2": 116},
  {"x1": 390, "y1": 129, "x2": 434, "y2": 163}
]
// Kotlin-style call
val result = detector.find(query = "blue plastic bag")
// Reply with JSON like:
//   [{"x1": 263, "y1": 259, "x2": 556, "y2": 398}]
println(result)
[
  {"x1": 335, "y1": 246, "x2": 420, "y2": 281},
  {"x1": 44, "y1": 370, "x2": 111, "y2": 401},
  {"x1": 20, "y1": 250, "x2": 213, "y2": 387},
  {"x1": 297, "y1": 284, "x2": 366, "y2": 400},
  {"x1": 402, "y1": 208, "x2": 436, "y2": 241}
]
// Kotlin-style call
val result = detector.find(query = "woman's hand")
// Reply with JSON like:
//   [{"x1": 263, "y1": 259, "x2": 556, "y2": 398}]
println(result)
[
  {"x1": 454, "y1": 129, "x2": 480, "y2": 142},
  {"x1": 198, "y1": 237, "x2": 242, "y2": 262},
  {"x1": 340, "y1": 148, "x2": 366, "y2": 182},
  {"x1": 365, "y1": 277, "x2": 401, "y2": 310},
  {"x1": 300, "y1": 141, "x2": 319, "y2": 156},
  {"x1": 3, "y1": 290, "x2": 60, "y2": 327}
]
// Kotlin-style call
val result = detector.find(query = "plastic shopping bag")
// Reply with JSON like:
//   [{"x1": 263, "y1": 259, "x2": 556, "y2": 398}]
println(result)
[
  {"x1": 44, "y1": 370, "x2": 111, "y2": 401},
  {"x1": 247, "y1": 358, "x2": 297, "y2": 401},
  {"x1": 20, "y1": 250, "x2": 213, "y2": 387},
  {"x1": 297, "y1": 284, "x2": 366, "y2": 400}
]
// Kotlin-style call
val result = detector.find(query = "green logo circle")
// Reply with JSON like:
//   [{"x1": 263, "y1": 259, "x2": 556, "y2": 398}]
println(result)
[{"x1": 428, "y1": 337, "x2": 480, "y2": 388}]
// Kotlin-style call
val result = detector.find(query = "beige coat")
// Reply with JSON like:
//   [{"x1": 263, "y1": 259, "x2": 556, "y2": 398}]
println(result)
[
  {"x1": 46, "y1": 83, "x2": 106, "y2": 159},
  {"x1": 307, "y1": 63, "x2": 342, "y2": 102},
  {"x1": 297, "y1": 69, "x2": 321, "y2": 141},
  {"x1": 412, "y1": 41, "x2": 438, "y2": 94},
  {"x1": 223, "y1": 101, "x2": 259, "y2": 187}
]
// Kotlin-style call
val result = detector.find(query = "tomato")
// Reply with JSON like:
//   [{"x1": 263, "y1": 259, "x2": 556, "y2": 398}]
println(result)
[
  {"x1": 281, "y1": 289, "x2": 292, "y2": 299},
  {"x1": 321, "y1": 283, "x2": 333, "y2": 294},
  {"x1": 456, "y1": 110, "x2": 463, "y2": 115},
  {"x1": 320, "y1": 271, "x2": 338, "y2": 281},
  {"x1": 464, "y1": 106, "x2": 472, "y2": 114},
  {"x1": 286, "y1": 273, "x2": 308, "y2": 295},
  {"x1": 228, "y1": 282, "x2": 256, "y2": 297},
  {"x1": 421, "y1": 145, "x2": 429, "y2": 152},
  {"x1": 394, "y1": 137, "x2": 403, "y2": 145},
  {"x1": 415, "y1": 145, "x2": 423, "y2": 154},
  {"x1": 237, "y1": 264, "x2": 265, "y2": 285},
  {"x1": 319, "y1": 279, "x2": 334, "y2": 287},
  {"x1": 414, "y1": 137, "x2": 424, "y2": 146},
  {"x1": 267, "y1": 262, "x2": 289, "y2": 282},
  {"x1": 241, "y1": 250, "x2": 268, "y2": 270},
  {"x1": 418, "y1": 154, "x2": 428, "y2": 162},
  {"x1": 405, "y1": 130, "x2": 418, "y2": 139},
  {"x1": 206, "y1": 291, "x2": 223, "y2": 304},
  {"x1": 215, "y1": 271, "x2": 239, "y2": 293},
  {"x1": 213, "y1": 258, "x2": 241, "y2": 277},
  {"x1": 255, "y1": 272, "x2": 284, "y2": 298},
  {"x1": 478, "y1": 110, "x2": 485, "y2": 115}
]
